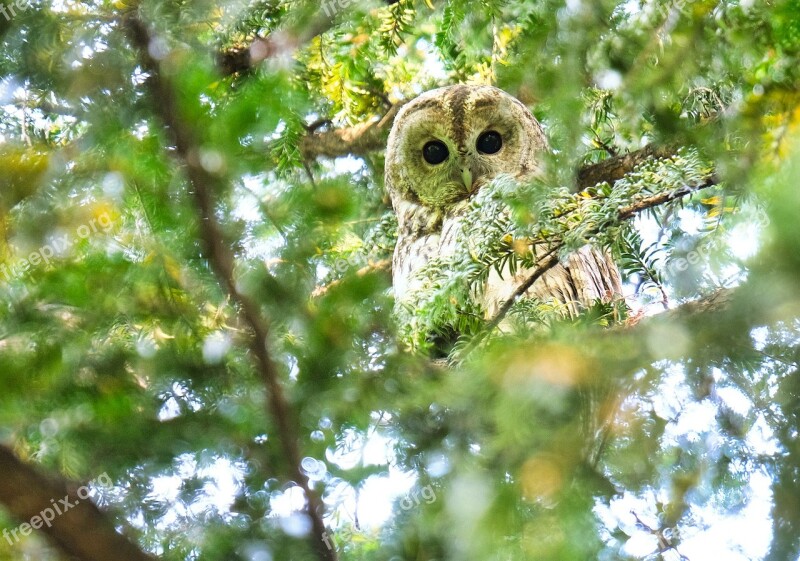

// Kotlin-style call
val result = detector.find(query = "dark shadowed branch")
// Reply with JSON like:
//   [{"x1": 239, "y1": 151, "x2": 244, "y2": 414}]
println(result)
[
  {"x1": 0, "y1": 445, "x2": 157, "y2": 561},
  {"x1": 125, "y1": 14, "x2": 337, "y2": 561}
]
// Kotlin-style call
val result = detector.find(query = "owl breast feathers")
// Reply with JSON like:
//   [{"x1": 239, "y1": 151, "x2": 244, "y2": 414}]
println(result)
[{"x1": 385, "y1": 84, "x2": 621, "y2": 324}]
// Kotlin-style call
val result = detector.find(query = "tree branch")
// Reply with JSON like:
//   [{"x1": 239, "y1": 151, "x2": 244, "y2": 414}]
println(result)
[
  {"x1": 482, "y1": 248, "x2": 561, "y2": 335},
  {"x1": 577, "y1": 145, "x2": 679, "y2": 189},
  {"x1": 299, "y1": 103, "x2": 405, "y2": 159},
  {"x1": 635, "y1": 285, "x2": 736, "y2": 326},
  {"x1": 0, "y1": 445, "x2": 156, "y2": 561},
  {"x1": 586, "y1": 284, "x2": 754, "y2": 375},
  {"x1": 477, "y1": 173, "x2": 718, "y2": 342},
  {"x1": 125, "y1": 15, "x2": 336, "y2": 561},
  {"x1": 311, "y1": 259, "x2": 392, "y2": 298},
  {"x1": 616, "y1": 178, "x2": 716, "y2": 220}
]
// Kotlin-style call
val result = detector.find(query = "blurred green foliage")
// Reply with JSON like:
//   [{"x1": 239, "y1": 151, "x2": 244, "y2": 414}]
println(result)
[{"x1": 1, "y1": 0, "x2": 800, "y2": 560}]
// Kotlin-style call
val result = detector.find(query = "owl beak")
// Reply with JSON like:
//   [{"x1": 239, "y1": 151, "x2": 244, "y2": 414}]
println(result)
[{"x1": 461, "y1": 168, "x2": 473, "y2": 191}]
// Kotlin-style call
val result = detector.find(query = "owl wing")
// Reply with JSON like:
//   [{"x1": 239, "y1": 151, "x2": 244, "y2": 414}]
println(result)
[
  {"x1": 482, "y1": 245, "x2": 623, "y2": 320},
  {"x1": 392, "y1": 184, "x2": 624, "y2": 335},
  {"x1": 391, "y1": 196, "x2": 447, "y2": 301},
  {"x1": 393, "y1": 231, "x2": 441, "y2": 300}
]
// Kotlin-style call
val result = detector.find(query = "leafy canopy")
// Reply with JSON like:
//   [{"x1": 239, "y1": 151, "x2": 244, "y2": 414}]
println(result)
[{"x1": 1, "y1": 1, "x2": 800, "y2": 560}]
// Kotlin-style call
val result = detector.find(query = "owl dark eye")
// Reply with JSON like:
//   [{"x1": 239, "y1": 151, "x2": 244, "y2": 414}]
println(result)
[
  {"x1": 422, "y1": 140, "x2": 449, "y2": 165},
  {"x1": 476, "y1": 130, "x2": 502, "y2": 154}
]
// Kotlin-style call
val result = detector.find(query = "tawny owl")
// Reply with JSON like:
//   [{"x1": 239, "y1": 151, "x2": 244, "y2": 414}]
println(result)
[{"x1": 385, "y1": 84, "x2": 621, "y2": 333}]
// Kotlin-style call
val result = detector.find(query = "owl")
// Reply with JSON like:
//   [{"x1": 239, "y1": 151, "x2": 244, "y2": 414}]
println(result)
[{"x1": 385, "y1": 84, "x2": 622, "y2": 333}]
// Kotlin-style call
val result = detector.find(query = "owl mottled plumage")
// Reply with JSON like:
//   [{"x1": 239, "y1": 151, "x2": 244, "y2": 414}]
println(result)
[{"x1": 385, "y1": 84, "x2": 621, "y2": 327}]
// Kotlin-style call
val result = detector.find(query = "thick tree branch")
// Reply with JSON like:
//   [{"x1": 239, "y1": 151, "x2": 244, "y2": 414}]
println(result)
[
  {"x1": 0, "y1": 445, "x2": 156, "y2": 561},
  {"x1": 299, "y1": 104, "x2": 405, "y2": 159},
  {"x1": 638, "y1": 285, "x2": 736, "y2": 325},
  {"x1": 576, "y1": 144, "x2": 678, "y2": 189},
  {"x1": 125, "y1": 15, "x2": 336, "y2": 561}
]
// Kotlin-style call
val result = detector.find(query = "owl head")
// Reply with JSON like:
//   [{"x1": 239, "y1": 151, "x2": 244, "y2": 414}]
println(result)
[{"x1": 385, "y1": 85, "x2": 548, "y2": 210}]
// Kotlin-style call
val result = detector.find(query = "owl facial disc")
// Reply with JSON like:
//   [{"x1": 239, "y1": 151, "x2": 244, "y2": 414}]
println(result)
[{"x1": 385, "y1": 84, "x2": 547, "y2": 210}]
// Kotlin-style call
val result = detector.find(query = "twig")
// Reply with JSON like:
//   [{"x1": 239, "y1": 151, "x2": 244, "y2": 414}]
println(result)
[
  {"x1": 472, "y1": 174, "x2": 718, "y2": 349},
  {"x1": 483, "y1": 247, "x2": 561, "y2": 334},
  {"x1": 630, "y1": 510, "x2": 692, "y2": 560},
  {"x1": 125, "y1": 15, "x2": 337, "y2": 561},
  {"x1": 458, "y1": 246, "x2": 561, "y2": 357},
  {"x1": 302, "y1": 159, "x2": 318, "y2": 187},
  {"x1": 218, "y1": 7, "x2": 339, "y2": 76},
  {"x1": 616, "y1": 179, "x2": 716, "y2": 220}
]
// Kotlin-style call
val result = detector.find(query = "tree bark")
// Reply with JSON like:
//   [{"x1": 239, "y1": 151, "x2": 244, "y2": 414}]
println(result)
[
  {"x1": 299, "y1": 103, "x2": 405, "y2": 159},
  {"x1": 576, "y1": 145, "x2": 679, "y2": 189},
  {"x1": 0, "y1": 445, "x2": 156, "y2": 561}
]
